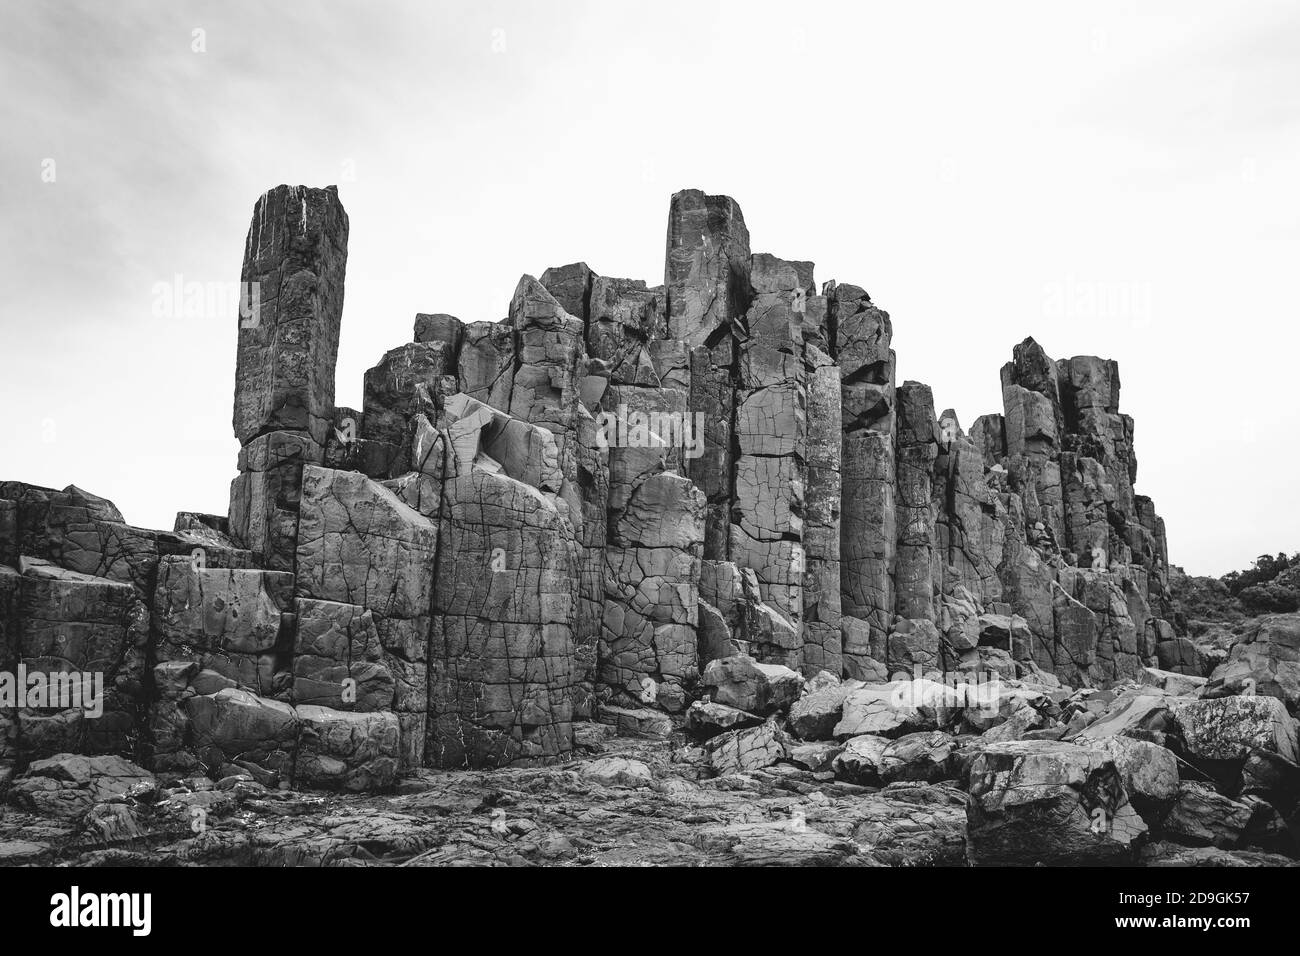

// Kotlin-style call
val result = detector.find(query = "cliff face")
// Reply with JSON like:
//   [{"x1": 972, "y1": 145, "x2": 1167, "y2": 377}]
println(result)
[{"x1": 0, "y1": 185, "x2": 1181, "y2": 783}]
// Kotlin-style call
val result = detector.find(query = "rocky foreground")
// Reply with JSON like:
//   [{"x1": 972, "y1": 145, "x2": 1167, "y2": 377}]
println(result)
[{"x1": 3, "y1": 648, "x2": 1297, "y2": 867}]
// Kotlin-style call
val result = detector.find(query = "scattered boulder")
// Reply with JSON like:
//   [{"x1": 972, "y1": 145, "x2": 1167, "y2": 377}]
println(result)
[
  {"x1": 704, "y1": 720, "x2": 789, "y2": 776},
  {"x1": 1073, "y1": 691, "x2": 1175, "y2": 745},
  {"x1": 597, "y1": 704, "x2": 673, "y2": 739},
  {"x1": 966, "y1": 740, "x2": 1147, "y2": 865},
  {"x1": 685, "y1": 700, "x2": 762, "y2": 740},
  {"x1": 788, "y1": 684, "x2": 849, "y2": 741},
  {"x1": 1082, "y1": 736, "x2": 1179, "y2": 823},
  {"x1": 788, "y1": 741, "x2": 842, "y2": 773},
  {"x1": 1140, "y1": 667, "x2": 1206, "y2": 697},
  {"x1": 1162, "y1": 782, "x2": 1255, "y2": 849},
  {"x1": 10, "y1": 754, "x2": 153, "y2": 819},
  {"x1": 702, "y1": 655, "x2": 803, "y2": 717},
  {"x1": 1171, "y1": 695, "x2": 1299, "y2": 765},
  {"x1": 833, "y1": 734, "x2": 890, "y2": 785},
  {"x1": 833, "y1": 683, "x2": 942, "y2": 740},
  {"x1": 184, "y1": 688, "x2": 300, "y2": 784},
  {"x1": 294, "y1": 706, "x2": 401, "y2": 792},
  {"x1": 879, "y1": 731, "x2": 958, "y2": 784}
]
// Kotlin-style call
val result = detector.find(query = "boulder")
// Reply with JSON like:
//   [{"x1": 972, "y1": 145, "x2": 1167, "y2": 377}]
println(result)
[
  {"x1": 1162, "y1": 782, "x2": 1255, "y2": 849},
  {"x1": 1171, "y1": 696, "x2": 1299, "y2": 765},
  {"x1": 9, "y1": 753, "x2": 153, "y2": 819},
  {"x1": 685, "y1": 700, "x2": 762, "y2": 740},
  {"x1": 832, "y1": 734, "x2": 890, "y2": 785},
  {"x1": 966, "y1": 740, "x2": 1147, "y2": 865},
  {"x1": 788, "y1": 741, "x2": 842, "y2": 773},
  {"x1": 1082, "y1": 736, "x2": 1179, "y2": 822},
  {"x1": 787, "y1": 684, "x2": 848, "y2": 741},
  {"x1": 833, "y1": 682, "x2": 945, "y2": 740},
  {"x1": 597, "y1": 704, "x2": 673, "y2": 739},
  {"x1": 294, "y1": 706, "x2": 400, "y2": 792},
  {"x1": 184, "y1": 689, "x2": 299, "y2": 784},
  {"x1": 1074, "y1": 692, "x2": 1175, "y2": 744},
  {"x1": 1140, "y1": 667, "x2": 1206, "y2": 697},
  {"x1": 702, "y1": 655, "x2": 803, "y2": 717},
  {"x1": 879, "y1": 731, "x2": 959, "y2": 784},
  {"x1": 704, "y1": 720, "x2": 789, "y2": 776}
]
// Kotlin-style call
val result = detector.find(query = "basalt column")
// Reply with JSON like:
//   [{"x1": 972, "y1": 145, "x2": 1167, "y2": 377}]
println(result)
[
  {"x1": 429, "y1": 397, "x2": 578, "y2": 768},
  {"x1": 666, "y1": 189, "x2": 751, "y2": 559},
  {"x1": 1000, "y1": 337, "x2": 1066, "y2": 555},
  {"x1": 932, "y1": 409, "x2": 1007, "y2": 618},
  {"x1": 730, "y1": 254, "x2": 809, "y2": 669},
  {"x1": 539, "y1": 262, "x2": 606, "y2": 719},
  {"x1": 833, "y1": 283, "x2": 897, "y2": 675},
  {"x1": 229, "y1": 185, "x2": 349, "y2": 572},
  {"x1": 889, "y1": 382, "x2": 942, "y2": 674},
  {"x1": 515, "y1": 272, "x2": 599, "y2": 717},
  {"x1": 801, "y1": 286, "x2": 842, "y2": 678}
]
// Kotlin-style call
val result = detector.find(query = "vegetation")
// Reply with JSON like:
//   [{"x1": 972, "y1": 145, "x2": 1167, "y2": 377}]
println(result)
[{"x1": 1174, "y1": 552, "x2": 1300, "y2": 621}]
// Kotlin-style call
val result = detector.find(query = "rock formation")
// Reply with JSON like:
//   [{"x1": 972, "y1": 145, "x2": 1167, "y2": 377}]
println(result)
[
  {"x1": 4, "y1": 184, "x2": 1299, "y2": 870},
  {"x1": 0, "y1": 184, "x2": 1210, "y2": 786}
]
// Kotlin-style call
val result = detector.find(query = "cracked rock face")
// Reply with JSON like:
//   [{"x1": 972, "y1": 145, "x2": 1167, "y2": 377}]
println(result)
[{"x1": 430, "y1": 469, "x2": 577, "y2": 769}]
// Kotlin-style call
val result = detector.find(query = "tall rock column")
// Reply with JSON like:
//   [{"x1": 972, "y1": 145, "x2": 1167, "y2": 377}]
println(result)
[
  {"x1": 933, "y1": 410, "x2": 1006, "y2": 606},
  {"x1": 666, "y1": 189, "x2": 751, "y2": 558},
  {"x1": 889, "y1": 382, "x2": 943, "y2": 675},
  {"x1": 508, "y1": 275, "x2": 590, "y2": 714},
  {"x1": 1001, "y1": 337, "x2": 1066, "y2": 554},
  {"x1": 1056, "y1": 355, "x2": 1133, "y2": 568},
  {"x1": 730, "y1": 254, "x2": 809, "y2": 668},
  {"x1": 559, "y1": 270, "x2": 679, "y2": 713},
  {"x1": 230, "y1": 185, "x2": 349, "y2": 572},
  {"x1": 833, "y1": 283, "x2": 897, "y2": 674},
  {"x1": 802, "y1": 329, "x2": 842, "y2": 677}
]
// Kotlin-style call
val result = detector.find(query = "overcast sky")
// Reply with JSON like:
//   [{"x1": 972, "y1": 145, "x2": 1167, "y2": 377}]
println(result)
[{"x1": 1, "y1": 0, "x2": 1297, "y2": 576}]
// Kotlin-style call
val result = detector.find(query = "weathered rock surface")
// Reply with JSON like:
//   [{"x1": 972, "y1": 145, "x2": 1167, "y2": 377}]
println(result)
[
  {"x1": 1172, "y1": 696, "x2": 1299, "y2": 765},
  {"x1": 702, "y1": 655, "x2": 803, "y2": 717},
  {"x1": 966, "y1": 740, "x2": 1147, "y2": 865},
  {"x1": 1204, "y1": 614, "x2": 1300, "y2": 709},
  {"x1": 295, "y1": 706, "x2": 400, "y2": 791},
  {"x1": 1162, "y1": 781, "x2": 1255, "y2": 849},
  {"x1": 10, "y1": 754, "x2": 153, "y2": 819}
]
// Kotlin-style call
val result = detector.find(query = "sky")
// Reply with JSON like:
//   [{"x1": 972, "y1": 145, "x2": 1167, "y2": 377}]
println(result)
[{"x1": 1, "y1": 0, "x2": 1297, "y2": 577}]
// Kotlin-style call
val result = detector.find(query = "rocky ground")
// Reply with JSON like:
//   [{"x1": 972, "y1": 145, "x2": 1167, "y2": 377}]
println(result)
[{"x1": 4, "y1": 643, "x2": 1297, "y2": 868}]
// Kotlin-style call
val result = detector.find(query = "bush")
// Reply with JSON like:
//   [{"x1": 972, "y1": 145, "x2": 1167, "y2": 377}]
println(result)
[
  {"x1": 1237, "y1": 583, "x2": 1300, "y2": 614},
  {"x1": 1223, "y1": 552, "x2": 1300, "y2": 596}
]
